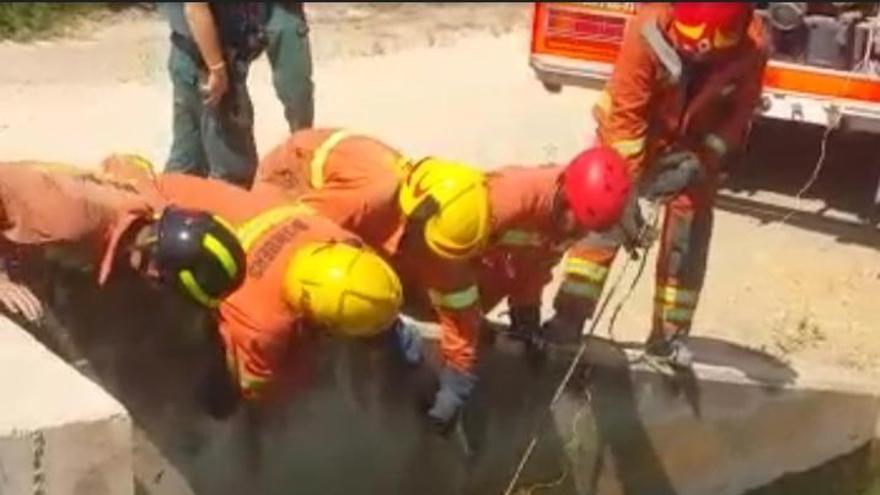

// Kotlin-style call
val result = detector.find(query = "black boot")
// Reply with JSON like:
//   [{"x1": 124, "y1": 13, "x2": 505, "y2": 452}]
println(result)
[
  {"x1": 542, "y1": 311, "x2": 588, "y2": 345},
  {"x1": 645, "y1": 333, "x2": 694, "y2": 370}
]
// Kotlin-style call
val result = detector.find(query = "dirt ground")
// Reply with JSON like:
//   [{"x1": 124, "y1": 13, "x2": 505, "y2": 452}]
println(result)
[{"x1": 0, "y1": 3, "x2": 879, "y2": 380}]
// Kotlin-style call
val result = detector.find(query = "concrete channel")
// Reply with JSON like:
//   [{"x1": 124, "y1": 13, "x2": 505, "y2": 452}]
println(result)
[{"x1": 2, "y1": 263, "x2": 880, "y2": 495}]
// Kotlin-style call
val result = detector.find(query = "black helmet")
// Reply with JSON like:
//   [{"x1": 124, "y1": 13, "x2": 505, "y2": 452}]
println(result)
[{"x1": 154, "y1": 206, "x2": 246, "y2": 307}]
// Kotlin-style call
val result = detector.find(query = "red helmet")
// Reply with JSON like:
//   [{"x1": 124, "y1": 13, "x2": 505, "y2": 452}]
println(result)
[
  {"x1": 670, "y1": 2, "x2": 754, "y2": 57},
  {"x1": 562, "y1": 146, "x2": 631, "y2": 232}
]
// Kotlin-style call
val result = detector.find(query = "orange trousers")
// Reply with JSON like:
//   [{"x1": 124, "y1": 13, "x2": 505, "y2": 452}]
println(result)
[{"x1": 554, "y1": 179, "x2": 717, "y2": 341}]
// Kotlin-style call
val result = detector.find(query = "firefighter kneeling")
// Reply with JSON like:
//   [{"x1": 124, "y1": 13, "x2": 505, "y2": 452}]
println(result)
[
  {"x1": 393, "y1": 149, "x2": 632, "y2": 433},
  {"x1": 249, "y1": 128, "x2": 633, "y2": 433},
  {"x1": 98, "y1": 156, "x2": 404, "y2": 415},
  {"x1": 0, "y1": 161, "x2": 246, "y2": 321}
]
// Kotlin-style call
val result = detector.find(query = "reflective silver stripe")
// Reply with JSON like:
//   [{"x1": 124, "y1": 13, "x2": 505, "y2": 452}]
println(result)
[
  {"x1": 654, "y1": 306, "x2": 695, "y2": 323},
  {"x1": 428, "y1": 285, "x2": 479, "y2": 310},
  {"x1": 611, "y1": 137, "x2": 646, "y2": 158},
  {"x1": 560, "y1": 280, "x2": 602, "y2": 300},
  {"x1": 564, "y1": 257, "x2": 609, "y2": 282},
  {"x1": 237, "y1": 205, "x2": 315, "y2": 252},
  {"x1": 498, "y1": 229, "x2": 543, "y2": 247},
  {"x1": 595, "y1": 90, "x2": 611, "y2": 114},
  {"x1": 655, "y1": 286, "x2": 698, "y2": 307},
  {"x1": 704, "y1": 133, "x2": 728, "y2": 158}
]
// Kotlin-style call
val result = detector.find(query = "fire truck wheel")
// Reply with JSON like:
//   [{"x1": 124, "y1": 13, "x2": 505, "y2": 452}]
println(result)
[{"x1": 541, "y1": 81, "x2": 562, "y2": 93}]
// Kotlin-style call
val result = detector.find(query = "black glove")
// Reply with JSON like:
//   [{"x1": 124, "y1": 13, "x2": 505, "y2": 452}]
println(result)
[
  {"x1": 617, "y1": 192, "x2": 653, "y2": 255},
  {"x1": 508, "y1": 305, "x2": 540, "y2": 339},
  {"x1": 509, "y1": 305, "x2": 547, "y2": 362},
  {"x1": 643, "y1": 151, "x2": 706, "y2": 201}
]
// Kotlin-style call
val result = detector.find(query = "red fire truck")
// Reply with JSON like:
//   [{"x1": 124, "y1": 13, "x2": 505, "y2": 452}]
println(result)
[{"x1": 529, "y1": 2, "x2": 880, "y2": 219}]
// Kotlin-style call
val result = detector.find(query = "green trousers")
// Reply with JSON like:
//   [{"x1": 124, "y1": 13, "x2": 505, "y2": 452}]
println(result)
[{"x1": 166, "y1": 5, "x2": 314, "y2": 188}]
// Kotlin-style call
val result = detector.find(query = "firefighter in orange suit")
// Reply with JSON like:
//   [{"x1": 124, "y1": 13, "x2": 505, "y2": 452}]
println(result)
[
  {"x1": 254, "y1": 128, "x2": 410, "y2": 255},
  {"x1": 551, "y1": 2, "x2": 769, "y2": 368},
  {"x1": 250, "y1": 131, "x2": 633, "y2": 433},
  {"x1": 101, "y1": 154, "x2": 403, "y2": 411},
  {"x1": 0, "y1": 159, "x2": 245, "y2": 322}
]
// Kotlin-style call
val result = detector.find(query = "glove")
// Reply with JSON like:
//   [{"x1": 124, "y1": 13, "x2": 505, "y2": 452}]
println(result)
[
  {"x1": 616, "y1": 192, "x2": 655, "y2": 256},
  {"x1": 644, "y1": 151, "x2": 706, "y2": 201},
  {"x1": 388, "y1": 317, "x2": 424, "y2": 367},
  {"x1": 426, "y1": 367, "x2": 476, "y2": 435},
  {"x1": 508, "y1": 305, "x2": 540, "y2": 340}
]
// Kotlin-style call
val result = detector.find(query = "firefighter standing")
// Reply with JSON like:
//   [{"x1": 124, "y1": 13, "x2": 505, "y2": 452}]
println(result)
[
  {"x1": 550, "y1": 2, "x2": 769, "y2": 368},
  {"x1": 252, "y1": 129, "x2": 633, "y2": 433}
]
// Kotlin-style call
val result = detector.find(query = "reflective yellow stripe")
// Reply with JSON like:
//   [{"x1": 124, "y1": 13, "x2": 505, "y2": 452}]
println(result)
[
  {"x1": 564, "y1": 257, "x2": 609, "y2": 283},
  {"x1": 179, "y1": 270, "x2": 218, "y2": 307},
  {"x1": 611, "y1": 137, "x2": 646, "y2": 158},
  {"x1": 125, "y1": 154, "x2": 155, "y2": 175},
  {"x1": 212, "y1": 214, "x2": 235, "y2": 234},
  {"x1": 428, "y1": 285, "x2": 479, "y2": 310},
  {"x1": 202, "y1": 233, "x2": 238, "y2": 279},
  {"x1": 309, "y1": 130, "x2": 352, "y2": 189},
  {"x1": 239, "y1": 373, "x2": 269, "y2": 394},
  {"x1": 654, "y1": 306, "x2": 695, "y2": 323},
  {"x1": 560, "y1": 280, "x2": 602, "y2": 299},
  {"x1": 673, "y1": 20, "x2": 706, "y2": 41},
  {"x1": 498, "y1": 229, "x2": 543, "y2": 247},
  {"x1": 596, "y1": 90, "x2": 611, "y2": 114},
  {"x1": 655, "y1": 286, "x2": 698, "y2": 307},
  {"x1": 237, "y1": 204, "x2": 315, "y2": 252}
]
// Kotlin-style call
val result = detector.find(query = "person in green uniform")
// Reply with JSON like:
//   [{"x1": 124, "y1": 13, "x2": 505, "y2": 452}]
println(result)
[{"x1": 161, "y1": 2, "x2": 314, "y2": 188}]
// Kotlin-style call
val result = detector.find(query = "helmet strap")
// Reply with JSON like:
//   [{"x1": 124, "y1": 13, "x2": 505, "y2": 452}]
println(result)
[
  {"x1": 551, "y1": 181, "x2": 571, "y2": 234},
  {"x1": 122, "y1": 221, "x2": 158, "y2": 275}
]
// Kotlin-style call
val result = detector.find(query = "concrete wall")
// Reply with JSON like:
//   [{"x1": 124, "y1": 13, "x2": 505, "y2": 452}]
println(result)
[
  {"x1": 555, "y1": 339, "x2": 880, "y2": 495},
  {"x1": 0, "y1": 316, "x2": 132, "y2": 495},
  {"x1": 9, "y1": 265, "x2": 880, "y2": 495}
]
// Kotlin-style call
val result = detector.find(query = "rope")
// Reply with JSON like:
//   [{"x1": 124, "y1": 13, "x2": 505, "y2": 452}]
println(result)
[
  {"x1": 774, "y1": 111, "x2": 841, "y2": 226},
  {"x1": 505, "y1": 17, "x2": 880, "y2": 490},
  {"x1": 771, "y1": 12, "x2": 877, "y2": 226},
  {"x1": 606, "y1": 203, "x2": 662, "y2": 341},
  {"x1": 502, "y1": 203, "x2": 661, "y2": 495}
]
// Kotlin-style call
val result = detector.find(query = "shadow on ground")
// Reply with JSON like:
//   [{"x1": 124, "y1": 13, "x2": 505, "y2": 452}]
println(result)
[
  {"x1": 25, "y1": 262, "x2": 580, "y2": 495},
  {"x1": 744, "y1": 442, "x2": 880, "y2": 495},
  {"x1": 719, "y1": 119, "x2": 880, "y2": 249},
  {"x1": 14, "y1": 261, "x2": 870, "y2": 495}
]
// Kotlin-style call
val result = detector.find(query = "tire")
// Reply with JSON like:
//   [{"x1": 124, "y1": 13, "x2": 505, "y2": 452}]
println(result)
[{"x1": 541, "y1": 81, "x2": 562, "y2": 93}]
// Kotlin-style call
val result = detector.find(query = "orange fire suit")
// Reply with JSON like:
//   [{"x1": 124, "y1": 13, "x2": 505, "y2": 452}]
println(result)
[
  {"x1": 0, "y1": 161, "x2": 156, "y2": 285},
  {"x1": 555, "y1": 4, "x2": 768, "y2": 340},
  {"x1": 398, "y1": 164, "x2": 574, "y2": 374},
  {"x1": 257, "y1": 130, "x2": 576, "y2": 373},
  {"x1": 102, "y1": 155, "x2": 357, "y2": 401},
  {"x1": 254, "y1": 128, "x2": 411, "y2": 256}
]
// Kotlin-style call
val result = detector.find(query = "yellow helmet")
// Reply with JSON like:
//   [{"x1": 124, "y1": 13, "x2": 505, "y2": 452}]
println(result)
[
  {"x1": 398, "y1": 158, "x2": 490, "y2": 260},
  {"x1": 284, "y1": 242, "x2": 402, "y2": 338}
]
